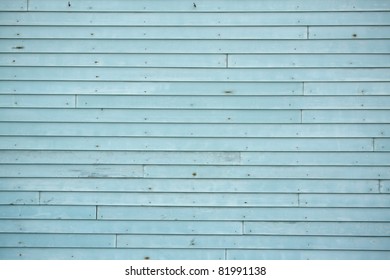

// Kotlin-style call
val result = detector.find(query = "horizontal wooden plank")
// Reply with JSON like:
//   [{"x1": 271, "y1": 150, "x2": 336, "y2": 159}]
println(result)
[
  {"x1": 0, "y1": 94, "x2": 74, "y2": 108},
  {"x1": 117, "y1": 235, "x2": 390, "y2": 250},
  {"x1": 1, "y1": 151, "x2": 388, "y2": 167},
  {"x1": 304, "y1": 82, "x2": 390, "y2": 95},
  {"x1": 227, "y1": 250, "x2": 390, "y2": 260},
  {"x1": 0, "y1": 248, "x2": 385, "y2": 260},
  {"x1": 13, "y1": 52, "x2": 375, "y2": 68},
  {"x1": 244, "y1": 222, "x2": 390, "y2": 236},
  {"x1": 229, "y1": 54, "x2": 390, "y2": 68},
  {"x1": 2, "y1": 39, "x2": 389, "y2": 53},
  {"x1": 0, "y1": 108, "x2": 301, "y2": 123},
  {"x1": 0, "y1": 26, "x2": 307, "y2": 39},
  {"x1": 39, "y1": 192, "x2": 298, "y2": 206},
  {"x1": 97, "y1": 206, "x2": 390, "y2": 222},
  {"x1": 0, "y1": 151, "x2": 240, "y2": 165},
  {"x1": 310, "y1": 26, "x2": 390, "y2": 39},
  {"x1": 0, "y1": 137, "x2": 374, "y2": 151},
  {"x1": 303, "y1": 110, "x2": 390, "y2": 123},
  {"x1": 145, "y1": 166, "x2": 390, "y2": 179},
  {"x1": 78, "y1": 95, "x2": 390, "y2": 109},
  {"x1": 2, "y1": 123, "x2": 389, "y2": 137},
  {"x1": 0, "y1": 81, "x2": 302, "y2": 95},
  {"x1": 0, "y1": 220, "x2": 241, "y2": 234},
  {"x1": 0, "y1": 205, "x2": 96, "y2": 219},
  {"x1": 0, "y1": 53, "x2": 225, "y2": 67},
  {"x1": 76, "y1": 95, "x2": 390, "y2": 110},
  {"x1": 300, "y1": 194, "x2": 390, "y2": 207},
  {"x1": 0, "y1": 164, "x2": 143, "y2": 178},
  {"x1": 240, "y1": 152, "x2": 390, "y2": 166},
  {"x1": 0, "y1": 178, "x2": 379, "y2": 193},
  {"x1": 28, "y1": 0, "x2": 390, "y2": 12},
  {"x1": 0, "y1": 234, "x2": 115, "y2": 248},
  {"x1": 1, "y1": 12, "x2": 389, "y2": 26},
  {"x1": 375, "y1": 139, "x2": 390, "y2": 151},
  {"x1": 0, "y1": 0, "x2": 26, "y2": 11},
  {"x1": 3, "y1": 67, "x2": 389, "y2": 82},
  {"x1": 0, "y1": 191, "x2": 38, "y2": 205},
  {"x1": 0, "y1": 248, "x2": 225, "y2": 260}
]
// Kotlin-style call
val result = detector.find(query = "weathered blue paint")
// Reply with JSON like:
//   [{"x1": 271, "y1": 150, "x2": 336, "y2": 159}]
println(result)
[{"x1": 0, "y1": 0, "x2": 389, "y2": 260}]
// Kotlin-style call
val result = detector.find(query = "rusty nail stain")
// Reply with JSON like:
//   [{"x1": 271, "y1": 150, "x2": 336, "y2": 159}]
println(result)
[
  {"x1": 192, "y1": 172, "x2": 197, "y2": 177},
  {"x1": 12, "y1": 46, "x2": 24, "y2": 49},
  {"x1": 193, "y1": 3, "x2": 197, "y2": 8},
  {"x1": 144, "y1": 256, "x2": 150, "y2": 260},
  {"x1": 352, "y1": 33, "x2": 357, "y2": 38},
  {"x1": 68, "y1": 2, "x2": 71, "y2": 7}
]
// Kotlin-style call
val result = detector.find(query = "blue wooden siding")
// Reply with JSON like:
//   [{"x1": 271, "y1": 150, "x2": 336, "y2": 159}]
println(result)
[{"x1": 0, "y1": 0, "x2": 389, "y2": 260}]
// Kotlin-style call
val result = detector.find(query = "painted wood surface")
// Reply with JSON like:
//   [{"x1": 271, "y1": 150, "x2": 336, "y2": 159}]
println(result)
[
  {"x1": 0, "y1": 178, "x2": 380, "y2": 193},
  {"x1": 0, "y1": 0, "x2": 389, "y2": 260},
  {"x1": 1, "y1": 12, "x2": 390, "y2": 26}
]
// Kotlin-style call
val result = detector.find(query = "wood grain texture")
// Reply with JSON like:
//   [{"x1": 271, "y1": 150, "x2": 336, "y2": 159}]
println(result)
[
  {"x1": 226, "y1": 250, "x2": 390, "y2": 260},
  {"x1": 0, "y1": 248, "x2": 225, "y2": 260},
  {"x1": 0, "y1": 81, "x2": 302, "y2": 95},
  {"x1": 0, "y1": 26, "x2": 307, "y2": 39},
  {"x1": 1, "y1": 0, "x2": 389, "y2": 260},
  {"x1": 2, "y1": 67, "x2": 389, "y2": 82},
  {"x1": 244, "y1": 222, "x2": 390, "y2": 236},
  {"x1": 0, "y1": 178, "x2": 379, "y2": 193},
  {"x1": 97, "y1": 206, "x2": 390, "y2": 221},
  {"x1": 1, "y1": 12, "x2": 389, "y2": 26},
  {"x1": 116, "y1": 235, "x2": 390, "y2": 250},
  {"x1": 28, "y1": 0, "x2": 390, "y2": 12},
  {"x1": 0, "y1": 205, "x2": 96, "y2": 219},
  {"x1": 0, "y1": 220, "x2": 242, "y2": 234},
  {"x1": 2, "y1": 39, "x2": 389, "y2": 53},
  {"x1": 39, "y1": 192, "x2": 299, "y2": 207},
  {"x1": 0, "y1": 234, "x2": 116, "y2": 248},
  {"x1": 1, "y1": 123, "x2": 389, "y2": 137},
  {"x1": 0, "y1": 136, "x2": 374, "y2": 151}
]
